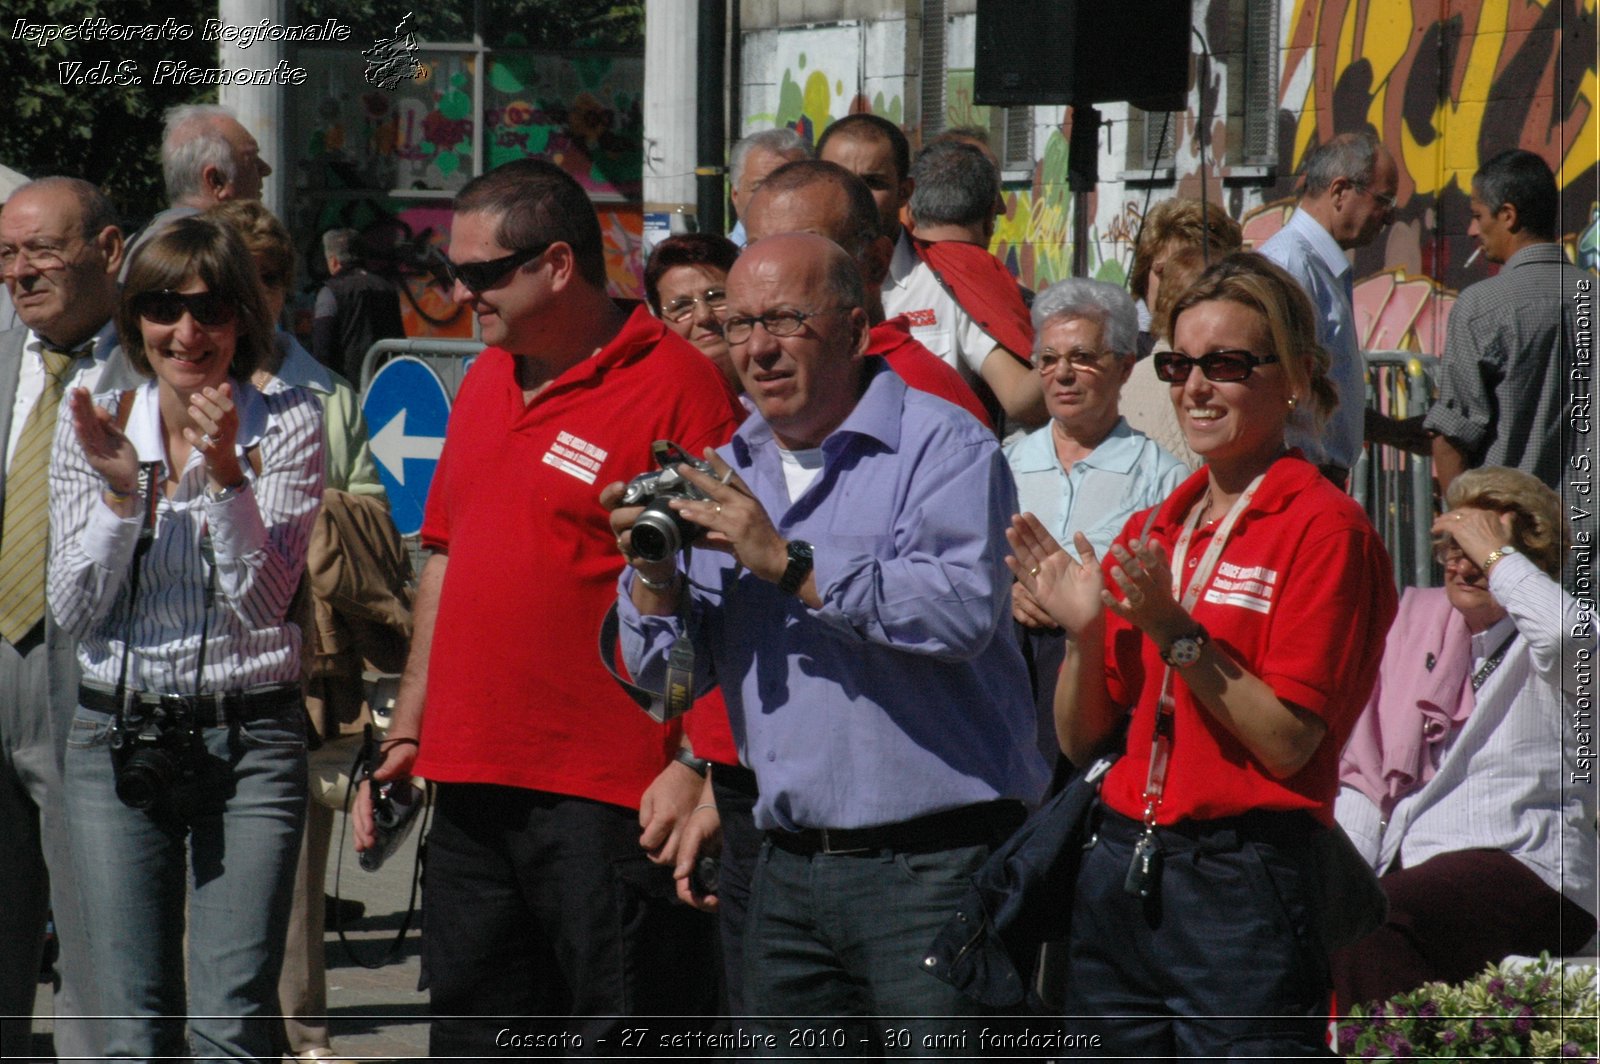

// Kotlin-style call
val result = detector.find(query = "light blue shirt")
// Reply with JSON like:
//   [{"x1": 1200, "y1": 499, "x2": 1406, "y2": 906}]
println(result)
[
  {"x1": 1004, "y1": 417, "x2": 1186, "y2": 558},
  {"x1": 1258, "y1": 208, "x2": 1366, "y2": 469},
  {"x1": 619, "y1": 361, "x2": 1050, "y2": 831}
]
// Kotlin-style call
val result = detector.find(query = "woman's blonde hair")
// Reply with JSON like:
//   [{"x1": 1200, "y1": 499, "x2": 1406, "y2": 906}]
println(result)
[
  {"x1": 118, "y1": 216, "x2": 273, "y2": 381},
  {"x1": 205, "y1": 199, "x2": 295, "y2": 291},
  {"x1": 1445, "y1": 466, "x2": 1568, "y2": 577},
  {"x1": 1168, "y1": 252, "x2": 1338, "y2": 425}
]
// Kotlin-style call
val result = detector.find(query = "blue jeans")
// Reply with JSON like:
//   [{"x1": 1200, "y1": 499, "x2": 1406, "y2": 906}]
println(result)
[
  {"x1": 744, "y1": 838, "x2": 995, "y2": 1055},
  {"x1": 64, "y1": 704, "x2": 307, "y2": 1063}
]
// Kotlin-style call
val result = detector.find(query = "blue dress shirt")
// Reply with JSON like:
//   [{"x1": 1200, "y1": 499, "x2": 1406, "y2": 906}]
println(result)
[
  {"x1": 1004, "y1": 417, "x2": 1186, "y2": 559},
  {"x1": 619, "y1": 361, "x2": 1050, "y2": 831},
  {"x1": 1259, "y1": 208, "x2": 1367, "y2": 469}
]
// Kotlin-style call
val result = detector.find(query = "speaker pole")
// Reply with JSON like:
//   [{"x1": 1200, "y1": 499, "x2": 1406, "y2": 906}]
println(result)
[{"x1": 1068, "y1": 105, "x2": 1101, "y2": 278}]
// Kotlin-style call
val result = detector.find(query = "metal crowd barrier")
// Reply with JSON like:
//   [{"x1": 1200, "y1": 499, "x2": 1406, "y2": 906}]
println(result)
[
  {"x1": 359, "y1": 338, "x2": 485, "y2": 400},
  {"x1": 1352, "y1": 350, "x2": 1440, "y2": 589}
]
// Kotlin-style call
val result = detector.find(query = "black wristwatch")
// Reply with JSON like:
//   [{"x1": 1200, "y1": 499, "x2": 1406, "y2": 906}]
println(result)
[
  {"x1": 778, "y1": 540, "x2": 814, "y2": 596},
  {"x1": 672, "y1": 747, "x2": 710, "y2": 777},
  {"x1": 1159, "y1": 623, "x2": 1210, "y2": 668}
]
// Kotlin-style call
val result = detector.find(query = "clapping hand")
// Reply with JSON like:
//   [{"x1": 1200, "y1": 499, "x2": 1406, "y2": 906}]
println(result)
[{"x1": 1005, "y1": 515, "x2": 1105, "y2": 635}]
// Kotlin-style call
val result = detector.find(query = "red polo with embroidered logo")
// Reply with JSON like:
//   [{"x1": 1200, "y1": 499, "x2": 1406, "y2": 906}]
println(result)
[{"x1": 416, "y1": 306, "x2": 743, "y2": 807}]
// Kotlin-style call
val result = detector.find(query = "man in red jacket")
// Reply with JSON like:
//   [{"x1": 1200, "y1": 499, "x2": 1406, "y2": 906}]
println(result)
[{"x1": 355, "y1": 159, "x2": 740, "y2": 1054}]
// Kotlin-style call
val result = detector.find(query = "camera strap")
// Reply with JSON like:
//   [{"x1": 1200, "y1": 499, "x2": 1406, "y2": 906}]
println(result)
[
  {"x1": 112, "y1": 461, "x2": 164, "y2": 718},
  {"x1": 598, "y1": 560, "x2": 698, "y2": 724}
]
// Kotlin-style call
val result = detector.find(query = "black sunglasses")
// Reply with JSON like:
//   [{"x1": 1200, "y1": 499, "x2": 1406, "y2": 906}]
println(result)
[
  {"x1": 1154, "y1": 349, "x2": 1281, "y2": 384},
  {"x1": 132, "y1": 290, "x2": 237, "y2": 327},
  {"x1": 444, "y1": 242, "x2": 552, "y2": 294}
]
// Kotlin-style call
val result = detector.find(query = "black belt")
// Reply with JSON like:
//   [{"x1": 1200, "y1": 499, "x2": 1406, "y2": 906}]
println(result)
[
  {"x1": 1096, "y1": 805, "x2": 1320, "y2": 854},
  {"x1": 767, "y1": 799, "x2": 1025, "y2": 857},
  {"x1": 78, "y1": 682, "x2": 301, "y2": 727}
]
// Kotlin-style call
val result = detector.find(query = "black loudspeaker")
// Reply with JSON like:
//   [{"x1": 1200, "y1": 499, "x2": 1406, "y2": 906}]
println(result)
[{"x1": 974, "y1": 0, "x2": 1192, "y2": 111}]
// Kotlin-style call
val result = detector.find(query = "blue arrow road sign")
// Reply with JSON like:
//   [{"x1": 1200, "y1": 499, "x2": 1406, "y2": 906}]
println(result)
[{"x1": 361, "y1": 356, "x2": 451, "y2": 536}]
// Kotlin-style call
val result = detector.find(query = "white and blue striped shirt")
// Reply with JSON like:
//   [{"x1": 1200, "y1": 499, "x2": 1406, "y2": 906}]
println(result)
[{"x1": 48, "y1": 378, "x2": 325, "y2": 694}]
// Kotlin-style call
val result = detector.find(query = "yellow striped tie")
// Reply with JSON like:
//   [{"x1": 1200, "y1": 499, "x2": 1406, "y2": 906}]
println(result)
[{"x1": 0, "y1": 347, "x2": 78, "y2": 644}]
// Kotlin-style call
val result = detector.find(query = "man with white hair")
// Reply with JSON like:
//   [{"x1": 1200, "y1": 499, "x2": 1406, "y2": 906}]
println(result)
[
  {"x1": 725, "y1": 127, "x2": 810, "y2": 247},
  {"x1": 124, "y1": 104, "x2": 272, "y2": 267}
]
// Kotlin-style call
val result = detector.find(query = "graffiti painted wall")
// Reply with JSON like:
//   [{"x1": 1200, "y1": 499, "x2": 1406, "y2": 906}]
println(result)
[
  {"x1": 739, "y1": 21, "x2": 908, "y2": 140},
  {"x1": 741, "y1": 1, "x2": 1596, "y2": 356}
]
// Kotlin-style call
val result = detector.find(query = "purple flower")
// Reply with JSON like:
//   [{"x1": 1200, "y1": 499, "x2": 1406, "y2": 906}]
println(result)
[
  {"x1": 1337, "y1": 1026, "x2": 1359, "y2": 1051},
  {"x1": 1512, "y1": 1005, "x2": 1535, "y2": 1036},
  {"x1": 1361, "y1": 1047, "x2": 1379, "y2": 1061},
  {"x1": 1488, "y1": 978, "x2": 1506, "y2": 994},
  {"x1": 1418, "y1": 1000, "x2": 1440, "y2": 1018},
  {"x1": 1440, "y1": 1031, "x2": 1458, "y2": 1045},
  {"x1": 1471, "y1": 1019, "x2": 1490, "y2": 1042},
  {"x1": 1559, "y1": 1042, "x2": 1579, "y2": 1057},
  {"x1": 1370, "y1": 1003, "x2": 1386, "y2": 1019}
]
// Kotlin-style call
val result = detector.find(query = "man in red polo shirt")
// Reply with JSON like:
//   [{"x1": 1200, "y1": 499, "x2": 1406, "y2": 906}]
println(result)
[{"x1": 355, "y1": 159, "x2": 741, "y2": 1054}]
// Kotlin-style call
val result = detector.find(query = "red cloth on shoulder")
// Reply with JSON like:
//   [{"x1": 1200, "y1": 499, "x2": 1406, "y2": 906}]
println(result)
[
  {"x1": 911, "y1": 238, "x2": 1034, "y2": 364},
  {"x1": 869, "y1": 316, "x2": 993, "y2": 429}
]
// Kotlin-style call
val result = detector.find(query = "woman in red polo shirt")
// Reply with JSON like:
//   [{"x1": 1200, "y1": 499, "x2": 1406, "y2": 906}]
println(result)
[{"x1": 1008, "y1": 252, "x2": 1397, "y2": 1058}]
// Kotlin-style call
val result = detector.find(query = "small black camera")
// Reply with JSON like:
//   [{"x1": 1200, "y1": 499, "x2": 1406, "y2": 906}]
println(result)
[
  {"x1": 620, "y1": 441, "x2": 717, "y2": 563},
  {"x1": 111, "y1": 697, "x2": 199, "y2": 810}
]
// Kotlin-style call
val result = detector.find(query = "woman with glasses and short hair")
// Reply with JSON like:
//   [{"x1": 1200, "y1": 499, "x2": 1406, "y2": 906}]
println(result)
[
  {"x1": 1009, "y1": 252, "x2": 1397, "y2": 1057},
  {"x1": 1332, "y1": 466, "x2": 1596, "y2": 1011},
  {"x1": 643, "y1": 233, "x2": 739, "y2": 390},
  {"x1": 48, "y1": 216, "x2": 324, "y2": 1062},
  {"x1": 1004, "y1": 277, "x2": 1185, "y2": 778}
]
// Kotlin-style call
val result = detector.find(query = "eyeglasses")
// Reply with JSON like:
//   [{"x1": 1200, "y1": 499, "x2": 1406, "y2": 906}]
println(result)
[
  {"x1": 661, "y1": 288, "x2": 727, "y2": 323},
  {"x1": 1154, "y1": 349, "x2": 1281, "y2": 384},
  {"x1": 444, "y1": 242, "x2": 552, "y2": 294},
  {"x1": 0, "y1": 240, "x2": 82, "y2": 275},
  {"x1": 1355, "y1": 184, "x2": 1397, "y2": 211},
  {"x1": 1432, "y1": 538, "x2": 1479, "y2": 569},
  {"x1": 722, "y1": 307, "x2": 846, "y2": 345},
  {"x1": 131, "y1": 289, "x2": 237, "y2": 327},
  {"x1": 1034, "y1": 347, "x2": 1118, "y2": 375}
]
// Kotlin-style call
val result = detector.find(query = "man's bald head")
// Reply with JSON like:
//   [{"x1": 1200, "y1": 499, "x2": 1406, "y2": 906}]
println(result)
[
  {"x1": 744, "y1": 160, "x2": 892, "y2": 318},
  {"x1": 0, "y1": 177, "x2": 123, "y2": 349},
  {"x1": 725, "y1": 232, "x2": 870, "y2": 449}
]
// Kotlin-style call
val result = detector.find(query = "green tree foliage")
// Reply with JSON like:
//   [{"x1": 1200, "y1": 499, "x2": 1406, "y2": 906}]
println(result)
[
  {"x1": 295, "y1": 1, "x2": 642, "y2": 51},
  {"x1": 0, "y1": 1, "x2": 642, "y2": 224},
  {"x1": 0, "y1": 0, "x2": 217, "y2": 224}
]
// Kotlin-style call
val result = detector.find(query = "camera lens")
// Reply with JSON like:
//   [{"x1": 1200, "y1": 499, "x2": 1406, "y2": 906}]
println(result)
[
  {"x1": 630, "y1": 505, "x2": 682, "y2": 563},
  {"x1": 115, "y1": 749, "x2": 182, "y2": 810}
]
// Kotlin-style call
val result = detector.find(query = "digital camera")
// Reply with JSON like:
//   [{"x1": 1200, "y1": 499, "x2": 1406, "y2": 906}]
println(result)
[
  {"x1": 620, "y1": 441, "x2": 717, "y2": 563},
  {"x1": 111, "y1": 697, "x2": 200, "y2": 810}
]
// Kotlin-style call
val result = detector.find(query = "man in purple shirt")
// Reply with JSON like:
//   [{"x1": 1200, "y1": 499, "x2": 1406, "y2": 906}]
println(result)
[{"x1": 606, "y1": 232, "x2": 1047, "y2": 1043}]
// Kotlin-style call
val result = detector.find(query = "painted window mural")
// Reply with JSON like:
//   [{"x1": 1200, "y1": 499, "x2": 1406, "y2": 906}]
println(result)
[{"x1": 294, "y1": 45, "x2": 645, "y2": 338}]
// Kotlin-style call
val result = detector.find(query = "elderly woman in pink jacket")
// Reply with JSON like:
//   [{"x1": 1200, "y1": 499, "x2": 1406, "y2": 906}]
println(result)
[{"x1": 1332, "y1": 466, "x2": 1596, "y2": 1010}]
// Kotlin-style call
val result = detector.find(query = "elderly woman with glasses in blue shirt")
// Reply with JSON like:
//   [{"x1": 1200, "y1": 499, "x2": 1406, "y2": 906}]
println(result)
[{"x1": 1005, "y1": 278, "x2": 1186, "y2": 774}]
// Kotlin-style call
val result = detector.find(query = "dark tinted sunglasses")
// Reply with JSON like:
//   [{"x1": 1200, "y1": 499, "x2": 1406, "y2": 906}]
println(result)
[
  {"x1": 132, "y1": 289, "x2": 237, "y2": 327},
  {"x1": 1154, "y1": 349, "x2": 1280, "y2": 384},
  {"x1": 444, "y1": 242, "x2": 552, "y2": 294}
]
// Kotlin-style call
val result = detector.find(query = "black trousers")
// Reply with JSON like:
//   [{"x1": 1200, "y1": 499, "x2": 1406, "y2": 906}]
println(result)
[
  {"x1": 710, "y1": 764, "x2": 762, "y2": 1018},
  {"x1": 421, "y1": 783, "x2": 718, "y2": 1059},
  {"x1": 1061, "y1": 807, "x2": 1333, "y2": 1061}
]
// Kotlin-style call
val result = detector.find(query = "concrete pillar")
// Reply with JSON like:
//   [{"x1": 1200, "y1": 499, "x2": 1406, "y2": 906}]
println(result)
[
  {"x1": 643, "y1": 0, "x2": 699, "y2": 221},
  {"x1": 217, "y1": 0, "x2": 288, "y2": 220}
]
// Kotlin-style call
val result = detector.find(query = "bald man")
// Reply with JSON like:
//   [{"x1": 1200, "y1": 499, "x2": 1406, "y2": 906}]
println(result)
[{"x1": 610, "y1": 232, "x2": 1047, "y2": 1046}]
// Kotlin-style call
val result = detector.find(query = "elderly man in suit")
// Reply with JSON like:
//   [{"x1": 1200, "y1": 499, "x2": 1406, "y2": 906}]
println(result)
[{"x1": 0, "y1": 175, "x2": 125, "y2": 1060}]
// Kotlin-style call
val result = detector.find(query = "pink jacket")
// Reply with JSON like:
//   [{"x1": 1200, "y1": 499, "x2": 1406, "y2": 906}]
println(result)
[{"x1": 1338, "y1": 586, "x2": 1474, "y2": 815}]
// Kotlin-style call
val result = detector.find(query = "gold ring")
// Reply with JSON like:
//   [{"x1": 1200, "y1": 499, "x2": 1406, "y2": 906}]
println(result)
[
  {"x1": 616, "y1": 538, "x2": 626, "y2": 553},
  {"x1": 714, "y1": 503, "x2": 723, "y2": 515},
  {"x1": 1029, "y1": 565, "x2": 1040, "y2": 577}
]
